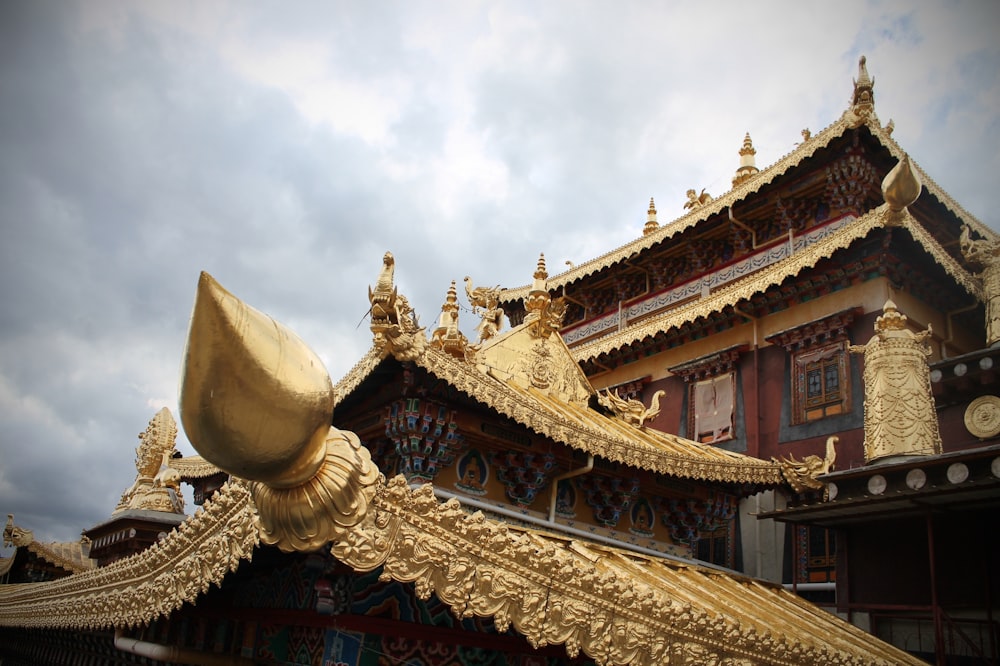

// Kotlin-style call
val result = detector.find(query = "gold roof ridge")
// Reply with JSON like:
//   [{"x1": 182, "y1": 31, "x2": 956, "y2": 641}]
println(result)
[{"x1": 0, "y1": 480, "x2": 258, "y2": 629}]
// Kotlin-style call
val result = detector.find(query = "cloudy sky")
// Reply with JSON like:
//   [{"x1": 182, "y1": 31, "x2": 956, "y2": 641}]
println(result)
[{"x1": 1, "y1": 1, "x2": 998, "y2": 544}]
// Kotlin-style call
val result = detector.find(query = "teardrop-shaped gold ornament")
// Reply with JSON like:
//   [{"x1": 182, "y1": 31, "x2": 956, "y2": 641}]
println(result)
[
  {"x1": 881, "y1": 153, "x2": 922, "y2": 212},
  {"x1": 179, "y1": 272, "x2": 335, "y2": 487}
]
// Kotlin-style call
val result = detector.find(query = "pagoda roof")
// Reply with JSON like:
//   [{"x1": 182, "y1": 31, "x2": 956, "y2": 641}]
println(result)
[
  {"x1": 498, "y1": 100, "x2": 993, "y2": 303},
  {"x1": 339, "y1": 268, "x2": 784, "y2": 485},
  {"x1": 1, "y1": 516, "x2": 96, "y2": 576},
  {"x1": 0, "y1": 477, "x2": 923, "y2": 665},
  {"x1": 570, "y1": 203, "x2": 980, "y2": 362}
]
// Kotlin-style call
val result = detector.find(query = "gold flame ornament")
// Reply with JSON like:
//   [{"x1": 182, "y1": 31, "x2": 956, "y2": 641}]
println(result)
[{"x1": 180, "y1": 272, "x2": 380, "y2": 552}]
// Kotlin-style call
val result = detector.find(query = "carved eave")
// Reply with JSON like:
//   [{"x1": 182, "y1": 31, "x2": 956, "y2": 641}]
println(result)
[
  {"x1": 0, "y1": 480, "x2": 258, "y2": 629},
  {"x1": 571, "y1": 206, "x2": 982, "y2": 363},
  {"x1": 333, "y1": 476, "x2": 925, "y2": 666},
  {"x1": 667, "y1": 345, "x2": 747, "y2": 383},
  {"x1": 2, "y1": 540, "x2": 95, "y2": 577},
  {"x1": 765, "y1": 308, "x2": 862, "y2": 352},
  {"x1": 408, "y1": 345, "x2": 783, "y2": 486},
  {"x1": 497, "y1": 83, "x2": 994, "y2": 305}
]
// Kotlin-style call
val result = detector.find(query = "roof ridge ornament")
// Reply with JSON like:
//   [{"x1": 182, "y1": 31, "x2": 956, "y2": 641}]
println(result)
[
  {"x1": 524, "y1": 253, "x2": 566, "y2": 339},
  {"x1": 430, "y1": 280, "x2": 472, "y2": 358},
  {"x1": 846, "y1": 55, "x2": 877, "y2": 127},
  {"x1": 113, "y1": 407, "x2": 185, "y2": 515},
  {"x1": 960, "y1": 224, "x2": 1000, "y2": 346},
  {"x1": 731, "y1": 132, "x2": 759, "y2": 187},
  {"x1": 368, "y1": 251, "x2": 427, "y2": 361},
  {"x1": 464, "y1": 275, "x2": 505, "y2": 344},
  {"x1": 643, "y1": 197, "x2": 659, "y2": 235},
  {"x1": 880, "y1": 153, "x2": 922, "y2": 225}
]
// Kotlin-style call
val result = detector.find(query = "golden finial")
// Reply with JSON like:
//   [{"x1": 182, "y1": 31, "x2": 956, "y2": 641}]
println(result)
[
  {"x1": 180, "y1": 272, "x2": 335, "y2": 488},
  {"x1": 732, "y1": 133, "x2": 759, "y2": 187},
  {"x1": 179, "y1": 272, "x2": 380, "y2": 552},
  {"x1": 848, "y1": 55, "x2": 875, "y2": 123},
  {"x1": 643, "y1": 197, "x2": 659, "y2": 235},
  {"x1": 881, "y1": 153, "x2": 922, "y2": 214}
]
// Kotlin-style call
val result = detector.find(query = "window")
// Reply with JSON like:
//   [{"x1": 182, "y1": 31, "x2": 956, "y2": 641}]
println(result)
[
  {"x1": 793, "y1": 341, "x2": 850, "y2": 424},
  {"x1": 766, "y1": 309, "x2": 859, "y2": 427},
  {"x1": 690, "y1": 372, "x2": 735, "y2": 443},
  {"x1": 697, "y1": 523, "x2": 734, "y2": 568},
  {"x1": 669, "y1": 345, "x2": 745, "y2": 445}
]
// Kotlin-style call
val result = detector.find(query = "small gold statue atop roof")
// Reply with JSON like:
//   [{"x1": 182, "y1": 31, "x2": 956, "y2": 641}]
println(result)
[
  {"x1": 464, "y1": 275, "x2": 504, "y2": 343},
  {"x1": 113, "y1": 408, "x2": 184, "y2": 515},
  {"x1": 684, "y1": 188, "x2": 713, "y2": 210},
  {"x1": 597, "y1": 388, "x2": 666, "y2": 428}
]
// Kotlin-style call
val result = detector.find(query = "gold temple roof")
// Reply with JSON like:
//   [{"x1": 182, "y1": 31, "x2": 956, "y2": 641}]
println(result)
[
  {"x1": 338, "y1": 334, "x2": 783, "y2": 486},
  {"x1": 1, "y1": 517, "x2": 96, "y2": 576},
  {"x1": 570, "y1": 205, "x2": 981, "y2": 362},
  {"x1": 0, "y1": 477, "x2": 923, "y2": 665},
  {"x1": 498, "y1": 107, "x2": 994, "y2": 305}
]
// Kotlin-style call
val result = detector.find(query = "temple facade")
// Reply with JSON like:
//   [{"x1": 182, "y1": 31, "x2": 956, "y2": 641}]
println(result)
[{"x1": 1, "y1": 57, "x2": 996, "y2": 665}]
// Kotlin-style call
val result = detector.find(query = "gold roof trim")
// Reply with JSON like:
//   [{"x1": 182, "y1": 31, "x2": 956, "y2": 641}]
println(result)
[
  {"x1": 333, "y1": 475, "x2": 923, "y2": 666},
  {"x1": 2, "y1": 516, "x2": 95, "y2": 575},
  {"x1": 500, "y1": 105, "x2": 994, "y2": 302},
  {"x1": 412, "y1": 345, "x2": 782, "y2": 485},
  {"x1": 167, "y1": 454, "x2": 223, "y2": 479},
  {"x1": 571, "y1": 206, "x2": 981, "y2": 362},
  {"x1": 0, "y1": 480, "x2": 258, "y2": 629}
]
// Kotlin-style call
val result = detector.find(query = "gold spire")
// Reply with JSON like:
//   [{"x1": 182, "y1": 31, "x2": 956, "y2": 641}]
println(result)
[
  {"x1": 113, "y1": 408, "x2": 185, "y2": 515},
  {"x1": 732, "y1": 132, "x2": 759, "y2": 187},
  {"x1": 848, "y1": 55, "x2": 875, "y2": 123},
  {"x1": 849, "y1": 300, "x2": 942, "y2": 463},
  {"x1": 430, "y1": 280, "x2": 470, "y2": 358},
  {"x1": 643, "y1": 197, "x2": 659, "y2": 235}
]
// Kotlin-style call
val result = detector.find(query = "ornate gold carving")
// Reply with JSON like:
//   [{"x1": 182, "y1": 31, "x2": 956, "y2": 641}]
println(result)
[
  {"x1": 422, "y1": 344, "x2": 782, "y2": 485},
  {"x1": 369, "y1": 252, "x2": 427, "y2": 361},
  {"x1": 597, "y1": 389, "x2": 665, "y2": 427},
  {"x1": 3, "y1": 515, "x2": 32, "y2": 548},
  {"x1": 961, "y1": 224, "x2": 1000, "y2": 346},
  {"x1": 3, "y1": 516, "x2": 94, "y2": 574},
  {"x1": 0, "y1": 480, "x2": 258, "y2": 629},
  {"x1": 775, "y1": 436, "x2": 838, "y2": 496},
  {"x1": 643, "y1": 197, "x2": 659, "y2": 235},
  {"x1": 684, "y1": 188, "x2": 713, "y2": 210},
  {"x1": 964, "y1": 395, "x2": 1000, "y2": 439},
  {"x1": 849, "y1": 300, "x2": 943, "y2": 462},
  {"x1": 430, "y1": 280, "x2": 471, "y2": 358},
  {"x1": 251, "y1": 427, "x2": 381, "y2": 552},
  {"x1": 732, "y1": 133, "x2": 759, "y2": 187},
  {"x1": 845, "y1": 55, "x2": 876, "y2": 127},
  {"x1": 328, "y1": 475, "x2": 922, "y2": 666},
  {"x1": 523, "y1": 254, "x2": 567, "y2": 340},
  {"x1": 166, "y1": 454, "x2": 222, "y2": 479},
  {"x1": 180, "y1": 273, "x2": 382, "y2": 553},
  {"x1": 464, "y1": 276, "x2": 505, "y2": 344},
  {"x1": 114, "y1": 408, "x2": 184, "y2": 515}
]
